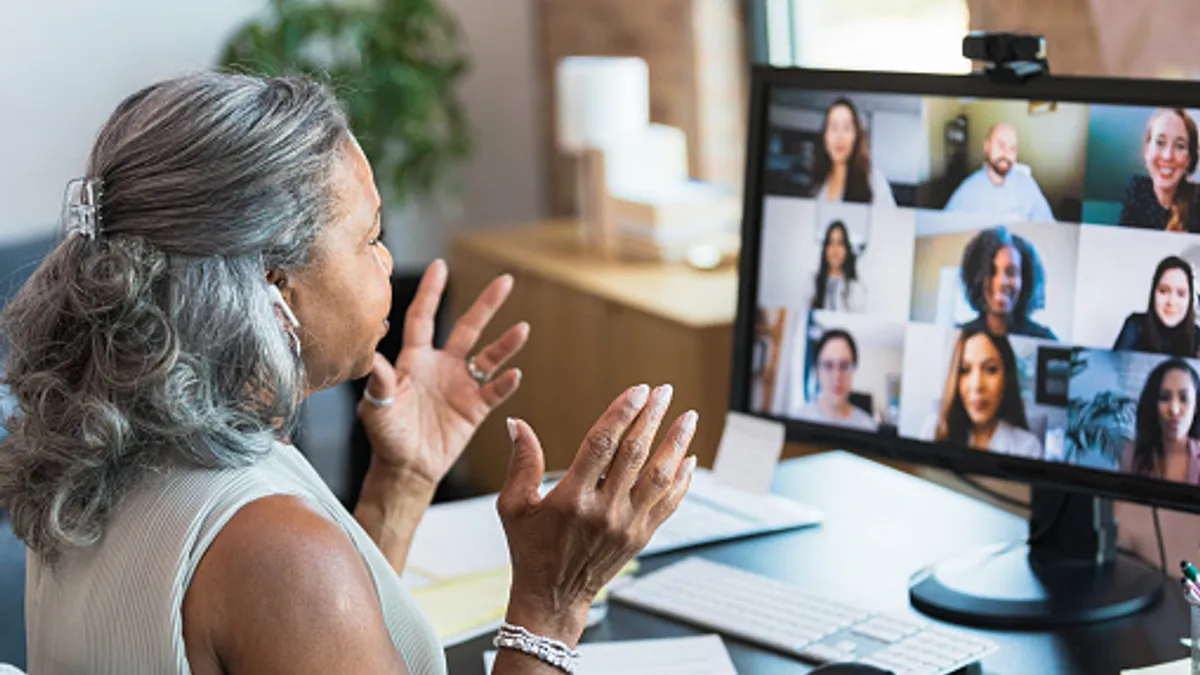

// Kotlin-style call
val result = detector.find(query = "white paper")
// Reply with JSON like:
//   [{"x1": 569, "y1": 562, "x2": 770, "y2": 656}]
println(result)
[
  {"x1": 483, "y1": 634, "x2": 736, "y2": 675},
  {"x1": 405, "y1": 493, "x2": 509, "y2": 581},
  {"x1": 643, "y1": 468, "x2": 822, "y2": 555},
  {"x1": 710, "y1": 411, "x2": 785, "y2": 494}
]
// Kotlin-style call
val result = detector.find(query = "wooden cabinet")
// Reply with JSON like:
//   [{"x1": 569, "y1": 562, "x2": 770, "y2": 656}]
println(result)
[{"x1": 448, "y1": 221, "x2": 738, "y2": 493}]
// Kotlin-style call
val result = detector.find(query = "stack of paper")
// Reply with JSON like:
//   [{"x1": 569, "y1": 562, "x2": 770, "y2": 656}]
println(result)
[{"x1": 483, "y1": 634, "x2": 736, "y2": 674}]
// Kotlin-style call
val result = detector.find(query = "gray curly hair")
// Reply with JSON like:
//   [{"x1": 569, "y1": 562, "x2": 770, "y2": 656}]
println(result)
[{"x1": 0, "y1": 71, "x2": 351, "y2": 562}]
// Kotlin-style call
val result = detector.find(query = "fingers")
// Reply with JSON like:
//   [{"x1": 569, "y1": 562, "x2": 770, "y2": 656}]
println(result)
[
  {"x1": 604, "y1": 385, "x2": 674, "y2": 496},
  {"x1": 358, "y1": 353, "x2": 402, "y2": 417},
  {"x1": 468, "y1": 321, "x2": 530, "y2": 379},
  {"x1": 497, "y1": 418, "x2": 546, "y2": 514},
  {"x1": 443, "y1": 274, "x2": 514, "y2": 358},
  {"x1": 565, "y1": 384, "x2": 651, "y2": 489},
  {"x1": 478, "y1": 368, "x2": 523, "y2": 410},
  {"x1": 647, "y1": 453, "x2": 697, "y2": 529},
  {"x1": 631, "y1": 410, "x2": 699, "y2": 511},
  {"x1": 403, "y1": 259, "x2": 449, "y2": 349}
]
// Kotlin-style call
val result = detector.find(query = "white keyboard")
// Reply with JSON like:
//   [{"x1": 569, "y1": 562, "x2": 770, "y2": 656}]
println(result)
[{"x1": 609, "y1": 557, "x2": 998, "y2": 675}]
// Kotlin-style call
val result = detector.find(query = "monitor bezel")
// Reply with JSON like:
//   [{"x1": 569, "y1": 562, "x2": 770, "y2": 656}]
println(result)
[{"x1": 731, "y1": 64, "x2": 1200, "y2": 515}]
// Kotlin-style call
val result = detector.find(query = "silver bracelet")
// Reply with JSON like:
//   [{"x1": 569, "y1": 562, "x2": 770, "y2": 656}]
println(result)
[{"x1": 493, "y1": 621, "x2": 580, "y2": 674}]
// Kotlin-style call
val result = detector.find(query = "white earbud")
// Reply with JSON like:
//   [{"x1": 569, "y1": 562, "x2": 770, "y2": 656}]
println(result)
[{"x1": 266, "y1": 284, "x2": 300, "y2": 329}]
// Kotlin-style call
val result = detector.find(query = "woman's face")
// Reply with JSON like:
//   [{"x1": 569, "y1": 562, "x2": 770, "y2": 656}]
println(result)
[
  {"x1": 986, "y1": 245, "x2": 1023, "y2": 317},
  {"x1": 1155, "y1": 267, "x2": 1191, "y2": 328},
  {"x1": 1144, "y1": 111, "x2": 1192, "y2": 195},
  {"x1": 824, "y1": 104, "x2": 857, "y2": 166},
  {"x1": 958, "y1": 334, "x2": 1006, "y2": 428},
  {"x1": 824, "y1": 227, "x2": 847, "y2": 271},
  {"x1": 282, "y1": 136, "x2": 394, "y2": 392},
  {"x1": 1158, "y1": 368, "x2": 1197, "y2": 441},
  {"x1": 816, "y1": 337, "x2": 855, "y2": 404}
]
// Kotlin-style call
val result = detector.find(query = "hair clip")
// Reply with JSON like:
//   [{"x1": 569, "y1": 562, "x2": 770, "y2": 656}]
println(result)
[{"x1": 62, "y1": 177, "x2": 103, "y2": 241}]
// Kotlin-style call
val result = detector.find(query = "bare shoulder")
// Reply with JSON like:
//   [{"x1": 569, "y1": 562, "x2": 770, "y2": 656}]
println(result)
[{"x1": 182, "y1": 494, "x2": 409, "y2": 675}]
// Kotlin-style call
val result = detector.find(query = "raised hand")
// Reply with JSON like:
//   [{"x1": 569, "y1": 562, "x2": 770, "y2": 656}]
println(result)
[
  {"x1": 495, "y1": 384, "x2": 699, "y2": 646},
  {"x1": 357, "y1": 259, "x2": 530, "y2": 488}
]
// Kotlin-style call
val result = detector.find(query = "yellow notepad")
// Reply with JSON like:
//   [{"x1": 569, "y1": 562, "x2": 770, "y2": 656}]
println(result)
[{"x1": 412, "y1": 561, "x2": 638, "y2": 647}]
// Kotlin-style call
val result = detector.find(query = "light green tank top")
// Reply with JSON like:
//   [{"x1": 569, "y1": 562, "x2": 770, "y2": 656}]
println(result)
[{"x1": 24, "y1": 442, "x2": 446, "y2": 675}]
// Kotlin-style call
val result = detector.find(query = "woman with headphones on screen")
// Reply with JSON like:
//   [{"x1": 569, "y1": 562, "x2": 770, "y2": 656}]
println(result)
[
  {"x1": 793, "y1": 328, "x2": 877, "y2": 431},
  {"x1": 1121, "y1": 358, "x2": 1200, "y2": 485},
  {"x1": 808, "y1": 98, "x2": 896, "y2": 206},
  {"x1": 810, "y1": 220, "x2": 867, "y2": 313},
  {"x1": 922, "y1": 325, "x2": 1043, "y2": 459},
  {"x1": 958, "y1": 226, "x2": 1057, "y2": 340},
  {"x1": 1113, "y1": 256, "x2": 1200, "y2": 357},
  {"x1": 1119, "y1": 108, "x2": 1200, "y2": 233}
]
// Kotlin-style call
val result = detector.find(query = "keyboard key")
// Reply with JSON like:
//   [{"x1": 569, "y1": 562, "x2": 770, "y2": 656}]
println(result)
[{"x1": 797, "y1": 643, "x2": 851, "y2": 664}]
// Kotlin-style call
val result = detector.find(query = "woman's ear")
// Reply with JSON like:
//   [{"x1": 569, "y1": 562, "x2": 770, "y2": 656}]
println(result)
[
  {"x1": 264, "y1": 269, "x2": 300, "y2": 329},
  {"x1": 265, "y1": 269, "x2": 293, "y2": 303}
]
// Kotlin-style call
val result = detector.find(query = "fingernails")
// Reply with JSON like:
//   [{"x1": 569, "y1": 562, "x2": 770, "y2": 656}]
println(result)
[
  {"x1": 685, "y1": 455, "x2": 697, "y2": 475},
  {"x1": 629, "y1": 384, "x2": 650, "y2": 408},
  {"x1": 507, "y1": 417, "x2": 518, "y2": 442},
  {"x1": 682, "y1": 410, "x2": 698, "y2": 434},
  {"x1": 653, "y1": 384, "x2": 673, "y2": 410},
  {"x1": 513, "y1": 368, "x2": 523, "y2": 384}
]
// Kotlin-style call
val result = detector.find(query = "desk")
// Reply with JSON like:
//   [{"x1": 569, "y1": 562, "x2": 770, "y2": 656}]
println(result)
[{"x1": 445, "y1": 451, "x2": 1188, "y2": 674}]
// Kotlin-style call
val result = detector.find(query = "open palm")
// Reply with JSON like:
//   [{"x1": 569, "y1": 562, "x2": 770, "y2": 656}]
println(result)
[{"x1": 358, "y1": 259, "x2": 529, "y2": 486}]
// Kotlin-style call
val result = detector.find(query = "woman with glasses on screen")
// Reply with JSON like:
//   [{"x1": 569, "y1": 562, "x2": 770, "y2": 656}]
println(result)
[
  {"x1": 808, "y1": 98, "x2": 896, "y2": 206},
  {"x1": 810, "y1": 220, "x2": 866, "y2": 313},
  {"x1": 958, "y1": 226, "x2": 1056, "y2": 340},
  {"x1": 1113, "y1": 256, "x2": 1200, "y2": 357},
  {"x1": 793, "y1": 329, "x2": 877, "y2": 431},
  {"x1": 1121, "y1": 358, "x2": 1200, "y2": 484},
  {"x1": 1119, "y1": 108, "x2": 1200, "y2": 233},
  {"x1": 922, "y1": 325, "x2": 1042, "y2": 459}
]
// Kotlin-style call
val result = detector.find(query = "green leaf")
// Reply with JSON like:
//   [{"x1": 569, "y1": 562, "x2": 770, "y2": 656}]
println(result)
[{"x1": 216, "y1": 0, "x2": 472, "y2": 203}]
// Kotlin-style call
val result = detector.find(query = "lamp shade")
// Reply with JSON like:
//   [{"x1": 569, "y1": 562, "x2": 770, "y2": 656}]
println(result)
[{"x1": 556, "y1": 56, "x2": 650, "y2": 154}]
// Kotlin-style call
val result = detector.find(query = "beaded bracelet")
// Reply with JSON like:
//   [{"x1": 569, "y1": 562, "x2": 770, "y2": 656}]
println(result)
[{"x1": 493, "y1": 621, "x2": 581, "y2": 674}]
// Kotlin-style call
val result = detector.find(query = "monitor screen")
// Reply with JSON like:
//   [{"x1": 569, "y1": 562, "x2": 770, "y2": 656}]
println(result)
[{"x1": 735, "y1": 67, "x2": 1200, "y2": 511}]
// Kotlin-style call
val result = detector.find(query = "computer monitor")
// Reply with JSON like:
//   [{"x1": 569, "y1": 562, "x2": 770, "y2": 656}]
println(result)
[{"x1": 730, "y1": 64, "x2": 1200, "y2": 630}]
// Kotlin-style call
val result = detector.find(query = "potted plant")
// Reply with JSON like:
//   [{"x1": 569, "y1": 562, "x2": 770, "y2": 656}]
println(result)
[
  {"x1": 218, "y1": 0, "x2": 472, "y2": 206},
  {"x1": 1063, "y1": 350, "x2": 1136, "y2": 467}
]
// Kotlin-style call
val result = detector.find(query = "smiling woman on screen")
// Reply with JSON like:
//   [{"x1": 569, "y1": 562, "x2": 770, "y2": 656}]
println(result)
[
  {"x1": 0, "y1": 71, "x2": 698, "y2": 675},
  {"x1": 1119, "y1": 108, "x2": 1200, "y2": 233}
]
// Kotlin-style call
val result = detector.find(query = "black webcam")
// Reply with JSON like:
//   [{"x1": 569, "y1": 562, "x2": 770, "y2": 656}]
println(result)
[{"x1": 963, "y1": 31, "x2": 1049, "y2": 84}]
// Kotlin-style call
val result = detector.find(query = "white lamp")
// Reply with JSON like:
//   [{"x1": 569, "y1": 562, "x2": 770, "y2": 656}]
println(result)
[{"x1": 555, "y1": 56, "x2": 650, "y2": 257}]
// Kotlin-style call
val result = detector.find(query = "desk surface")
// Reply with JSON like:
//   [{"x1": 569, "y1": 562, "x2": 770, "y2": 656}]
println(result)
[
  {"x1": 445, "y1": 451, "x2": 1188, "y2": 674},
  {"x1": 450, "y1": 221, "x2": 738, "y2": 328}
]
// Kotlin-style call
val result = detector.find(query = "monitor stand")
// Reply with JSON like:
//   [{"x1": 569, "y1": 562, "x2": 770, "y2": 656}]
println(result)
[{"x1": 909, "y1": 486, "x2": 1164, "y2": 629}]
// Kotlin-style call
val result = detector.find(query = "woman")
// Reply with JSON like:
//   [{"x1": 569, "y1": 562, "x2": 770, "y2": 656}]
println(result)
[
  {"x1": 0, "y1": 73, "x2": 698, "y2": 674},
  {"x1": 1113, "y1": 256, "x2": 1200, "y2": 357},
  {"x1": 1121, "y1": 358, "x2": 1200, "y2": 484},
  {"x1": 811, "y1": 220, "x2": 866, "y2": 312},
  {"x1": 958, "y1": 225, "x2": 1056, "y2": 340},
  {"x1": 793, "y1": 329, "x2": 877, "y2": 431},
  {"x1": 924, "y1": 325, "x2": 1043, "y2": 459},
  {"x1": 808, "y1": 98, "x2": 896, "y2": 206},
  {"x1": 1119, "y1": 108, "x2": 1200, "y2": 233}
]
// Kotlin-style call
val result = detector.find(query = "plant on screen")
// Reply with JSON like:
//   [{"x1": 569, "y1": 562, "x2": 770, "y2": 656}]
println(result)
[{"x1": 1064, "y1": 351, "x2": 1136, "y2": 467}]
